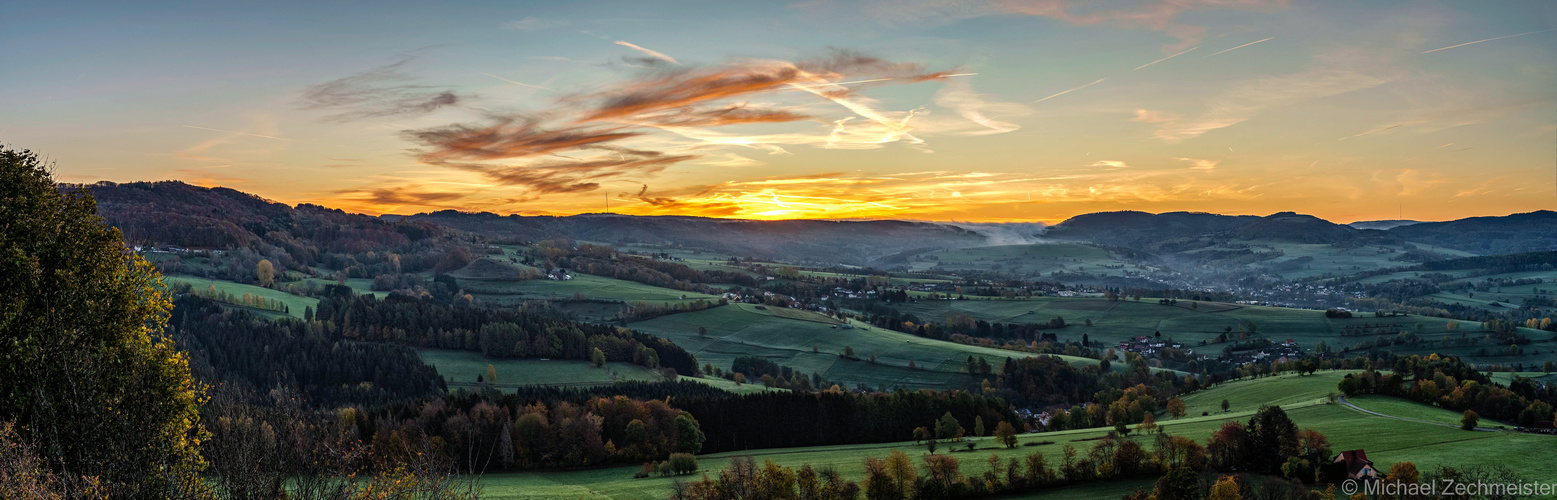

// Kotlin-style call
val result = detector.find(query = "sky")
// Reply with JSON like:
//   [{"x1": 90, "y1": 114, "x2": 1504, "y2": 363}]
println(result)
[{"x1": 2, "y1": 1, "x2": 1554, "y2": 224}]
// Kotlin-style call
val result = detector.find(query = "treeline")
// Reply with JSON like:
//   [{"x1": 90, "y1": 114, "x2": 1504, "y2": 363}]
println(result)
[
  {"x1": 1414, "y1": 250, "x2": 1557, "y2": 274},
  {"x1": 672, "y1": 390, "x2": 1021, "y2": 453},
  {"x1": 991, "y1": 355, "x2": 1201, "y2": 413},
  {"x1": 1338, "y1": 354, "x2": 1557, "y2": 426},
  {"x1": 309, "y1": 289, "x2": 698, "y2": 375},
  {"x1": 172, "y1": 297, "x2": 446, "y2": 407},
  {"x1": 674, "y1": 406, "x2": 1334, "y2": 500}
]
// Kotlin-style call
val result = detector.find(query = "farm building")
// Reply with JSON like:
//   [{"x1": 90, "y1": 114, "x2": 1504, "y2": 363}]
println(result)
[{"x1": 1333, "y1": 449, "x2": 1379, "y2": 480}]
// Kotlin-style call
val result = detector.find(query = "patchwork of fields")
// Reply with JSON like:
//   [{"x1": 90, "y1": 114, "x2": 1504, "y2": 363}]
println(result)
[{"x1": 627, "y1": 303, "x2": 1126, "y2": 391}]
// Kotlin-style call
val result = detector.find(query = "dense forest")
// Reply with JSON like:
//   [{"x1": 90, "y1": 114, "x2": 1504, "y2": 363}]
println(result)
[{"x1": 81, "y1": 180, "x2": 477, "y2": 285}]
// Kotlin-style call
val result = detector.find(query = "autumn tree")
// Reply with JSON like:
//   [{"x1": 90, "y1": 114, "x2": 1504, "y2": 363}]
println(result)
[
  {"x1": 0, "y1": 147, "x2": 208, "y2": 496},
  {"x1": 1166, "y1": 398, "x2": 1186, "y2": 418},
  {"x1": 1206, "y1": 475, "x2": 1242, "y2": 500},
  {"x1": 1461, "y1": 410, "x2": 1479, "y2": 431},
  {"x1": 1137, "y1": 413, "x2": 1158, "y2": 435},
  {"x1": 255, "y1": 259, "x2": 275, "y2": 286},
  {"x1": 994, "y1": 421, "x2": 1018, "y2": 448}
]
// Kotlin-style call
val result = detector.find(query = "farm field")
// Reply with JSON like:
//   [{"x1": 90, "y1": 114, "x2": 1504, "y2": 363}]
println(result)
[
  {"x1": 418, "y1": 349, "x2": 664, "y2": 391},
  {"x1": 627, "y1": 303, "x2": 1122, "y2": 391},
  {"x1": 475, "y1": 373, "x2": 1557, "y2": 499},
  {"x1": 163, "y1": 275, "x2": 319, "y2": 319}
]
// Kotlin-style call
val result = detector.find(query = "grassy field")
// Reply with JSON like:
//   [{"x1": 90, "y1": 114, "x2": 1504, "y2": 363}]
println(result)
[
  {"x1": 884, "y1": 296, "x2": 1556, "y2": 367},
  {"x1": 474, "y1": 373, "x2": 1557, "y2": 499},
  {"x1": 460, "y1": 272, "x2": 719, "y2": 305},
  {"x1": 280, "y1": 277, "x2": 392, "y2": 295},
  {"x1": 163, "y1": 275, "x2": 319, "y2": 319},
  {"x1": 1487, "y1": 371, "x2": 1557, "y2": 385},
  {"x1": 1178, "y1": 371, "x2": 1346, "y2": 417},
  {"x1": 418, "y1": 349, "x2": 665, "y2": 392},
  {"x1": 1345, "y1": 395, "x2": 1500, "y2": 427},
  {"x1": 627, "y1": 303, "x2": 1156, "y2": 392},
  {"x1": 902, "y1": 243, "x2": 1146, "y2": 278}
]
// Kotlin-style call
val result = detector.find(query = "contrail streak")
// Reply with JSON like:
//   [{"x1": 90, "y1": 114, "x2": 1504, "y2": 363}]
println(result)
[
  {"x1": 1033, "y1": 77, "x2": 1107, "y2": 103},
  {"x1": 481, "y1": 72, "x2": 553, "y2": 91},
  {"x1": 1133, "y1": 46, "x2": 1198, "y2": 70},
  {"x1": 1338, "y1": 123, "x2": 1403, "y2": 140},
  {"x1": 614, "y1": 40, "x2": 679, "y2": 64},
  {"x1": 181, "y1": 125, "x2": 298, "y2": 142},
  {"x1": 1206, "y1": 37, "x2": 1274, "y2": 57},
  {"x1": 1422, "y1": 28, "x2": 1554, "y2": 54}
]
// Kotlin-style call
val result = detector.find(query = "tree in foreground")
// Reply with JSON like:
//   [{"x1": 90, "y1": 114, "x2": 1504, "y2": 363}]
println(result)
[
  {"x1": 1461, "y1": 410, "x2": 1480, "y2": 431},
  {"x1": 0, "y1": 147, "x2": 208, "y2": 497}
]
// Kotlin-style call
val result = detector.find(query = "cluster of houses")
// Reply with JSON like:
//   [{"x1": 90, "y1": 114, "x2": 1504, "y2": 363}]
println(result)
[
  {"x1": 547, "y1": 268, "x2": 572, "y2": 280},
  {"x1": 1224, "y1": 339, "x2": 1307, "y2": 366},
  {"x1": 1116, "y1": 335, "x2": 1198, "y2": 359},
  {"x1": 133, "y1": 245, "x2": 224, "y2": 256}
]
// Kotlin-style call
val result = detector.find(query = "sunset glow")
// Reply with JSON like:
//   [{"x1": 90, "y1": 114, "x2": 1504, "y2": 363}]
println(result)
[{"x1": 3, "y1": 1, "x2": 1553, "y2": 223}]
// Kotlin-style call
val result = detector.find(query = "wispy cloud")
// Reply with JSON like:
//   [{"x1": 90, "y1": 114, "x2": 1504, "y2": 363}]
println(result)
[
  {"x1": 1129, "y1": 109, "x2": 1177, "y2": 123},
  {"x1": 376, "y1": 49, "x2": 991, "y2": 199},
  {"x1": 996, "y1": 0, "x2": 1288, "y2": 53},
  {"x1": 299, "y1": 58, "x2": 464, "y2": 121},
  {"x1": 504, "y1": 17, "x2": 567, "y2": 31},
  {"x1": 614, "y1": 40, "x2": 680, "y2": 64},
  {"x1": 1090, "y1": 160, "x2": 1129, "y2": 168},
  {"x1": 1176, "y1": 157, "x2": 1219, "y2": 170},
  {"x1": 1146, "y1": 50, "x2": 1396, "y2": 143},
  {"x1": 1422, "y1": 28, "x2": 1554, "y2": 54},
  {"x1": 481, "y1": 72, "x2": 554, "y2": 91},
  {"x1": 181, "y1": 125, "x2": 299, "y2": 142}
]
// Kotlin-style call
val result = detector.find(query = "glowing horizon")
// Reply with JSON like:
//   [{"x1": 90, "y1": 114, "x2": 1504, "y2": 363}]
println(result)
[{"x1": 4, "y1": 1, "x2": 1554, "y2": 225}]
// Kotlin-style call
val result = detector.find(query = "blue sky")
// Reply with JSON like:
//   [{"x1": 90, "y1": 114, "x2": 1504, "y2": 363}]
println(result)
[{"x1": 2, "y1": 0, "x2": 1553, "y2": 222}]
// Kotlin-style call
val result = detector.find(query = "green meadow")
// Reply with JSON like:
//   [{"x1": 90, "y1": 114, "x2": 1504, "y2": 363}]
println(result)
[
  {"x1": 162, "y1": 275, "x2": 319, "y2": 319},
  {"x1": 417, "y1": 349, "x2": 665, "y2": 391},
  {"x1": 474, "y1": 373, "x2": 1557, "y2": 499}
]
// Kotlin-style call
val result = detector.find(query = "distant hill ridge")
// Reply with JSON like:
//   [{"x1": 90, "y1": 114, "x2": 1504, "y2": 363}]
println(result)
[{"x1": 72, "y1": 181, "x2": 1557, "y2": 258}]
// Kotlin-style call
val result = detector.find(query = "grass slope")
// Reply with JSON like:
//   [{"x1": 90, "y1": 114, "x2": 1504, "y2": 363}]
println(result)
[
  {"x1": 418, "y1": 349, "x2": 663, "y2": 392},
  {"x1": 163, "y1": 275, "x2": 319, "y2": 319},
  {"x1": 460, "y1": 272, "x2": 718, "y2": 305},
  {"x1": 477, "y1": 373, "x2": 1557, "y2": 499}
]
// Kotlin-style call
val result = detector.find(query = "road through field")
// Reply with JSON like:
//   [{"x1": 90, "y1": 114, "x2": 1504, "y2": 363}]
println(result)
[{"x1": 1338, "y1": 396, "x2": 1499, "y2": 432}]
